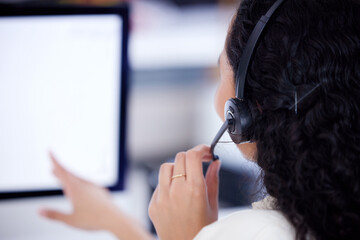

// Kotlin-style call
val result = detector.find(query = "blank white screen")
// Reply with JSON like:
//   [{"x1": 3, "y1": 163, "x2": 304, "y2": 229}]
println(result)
[{"x1": 0, "y1": 15, "x2": 122, "y2": 192}]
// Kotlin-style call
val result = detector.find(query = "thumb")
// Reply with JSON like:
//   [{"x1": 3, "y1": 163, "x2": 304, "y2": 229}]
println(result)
[
  {"x1": 39, "y1": 209, "x2": 72, "y2": 224},
  {"x1": 205, "y1": 160, "x2": 221, "y2": 210}
]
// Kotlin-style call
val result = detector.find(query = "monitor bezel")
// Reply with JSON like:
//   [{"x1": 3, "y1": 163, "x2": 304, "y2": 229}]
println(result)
[{"x1": 0, "y1": 3, "x2": 129, "y2": 199}]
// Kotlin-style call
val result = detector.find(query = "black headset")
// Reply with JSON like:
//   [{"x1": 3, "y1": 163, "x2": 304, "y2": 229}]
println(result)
[{"x1": 211, "y1": 0, "x2": 286, "y2": 160}]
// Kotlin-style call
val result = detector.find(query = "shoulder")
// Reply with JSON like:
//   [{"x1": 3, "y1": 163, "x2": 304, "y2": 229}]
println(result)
[{"x1": 194, "y1": 209, "x2": 295, "y2": 240}]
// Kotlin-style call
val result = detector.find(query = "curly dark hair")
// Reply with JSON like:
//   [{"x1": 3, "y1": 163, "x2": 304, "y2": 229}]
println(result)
[{"x1": 226, "y1": 0, "x2": 360, "y2": 239}]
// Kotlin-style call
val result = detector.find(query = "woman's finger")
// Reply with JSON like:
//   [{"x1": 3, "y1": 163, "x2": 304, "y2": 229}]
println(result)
[
  {"x1": 158, "y1": 163, "x2": 174, "y2": 193},
  {"x1": 49, "y1": 152, "x2": 67, "y2": 176},
  {"x1": 48, "y1": 152, "x2": 79, "y2": 197},
  {"x1": 49, "y1": 152, "x2": 74, "y2": 187},
  {"x1": 49, "y1": 152, "x2": 71, "y2": 186},
  {"x1": 172, "y1": 152, "x2": 186, "y2": 182},
  {"x1": 205, "y1": 160, "x2": 221, "y2": 210},
  {"x1": 150, "y1": 186, "x2": 159, "y2": 204},
  {"x1": 185, "y1": 145, "x2": 212, "y2": 183},
  {"x1": 39, "y1": 209, "x2": 72, "y2": 225},
  {"x1": 148, "y1": 186, "x2": 159, "y2": 221}
]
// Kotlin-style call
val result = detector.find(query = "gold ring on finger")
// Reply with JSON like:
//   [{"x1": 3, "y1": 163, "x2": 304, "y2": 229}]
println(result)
[{"x1": 171, "y1": 174, "x2": 186, "y2": 179}]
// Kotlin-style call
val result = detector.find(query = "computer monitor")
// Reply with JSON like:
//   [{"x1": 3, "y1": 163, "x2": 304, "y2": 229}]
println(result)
[{"x1": 0, "y1": 4, "x2": 128, "y2": 199}]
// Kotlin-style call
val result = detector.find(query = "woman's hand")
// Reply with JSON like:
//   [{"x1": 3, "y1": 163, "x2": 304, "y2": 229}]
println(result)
[
  {"x1": 148, "y1": 145, "x2": 221, "y2": 240},
  {"x1": 40, "y1": 153, "x2": 154, "y2": 240}
]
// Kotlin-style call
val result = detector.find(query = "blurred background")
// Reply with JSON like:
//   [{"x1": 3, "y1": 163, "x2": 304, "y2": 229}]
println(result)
[{"x1": 0, "y1": 0, "x2": 263, "y2": 239}]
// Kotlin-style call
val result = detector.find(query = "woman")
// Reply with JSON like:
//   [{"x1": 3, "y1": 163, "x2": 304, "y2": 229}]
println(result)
[{"x1": 40, "y1": 0, "x2": 360, "y2": 239}]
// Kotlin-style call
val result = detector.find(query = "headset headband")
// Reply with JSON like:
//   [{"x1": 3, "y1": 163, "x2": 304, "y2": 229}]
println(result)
[{"x1": 235, "y1": 0, "x2": 286, "y2": 99}]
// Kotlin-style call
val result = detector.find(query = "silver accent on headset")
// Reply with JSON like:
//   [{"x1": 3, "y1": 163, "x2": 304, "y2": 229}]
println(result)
[
  {"x1": 295, "y1": 89, "x2": 298, "y2": 114},
  {"x1": 227, "y1": 110, "x2": 235, "y2": 120},
  {"x1": 288, "y1": 83, "x2": 321, "y2": 113}
]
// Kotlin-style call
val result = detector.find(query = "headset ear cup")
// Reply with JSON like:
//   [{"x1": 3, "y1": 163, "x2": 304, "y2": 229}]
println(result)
[{"x1": 224, "y1": 98, "x2": 253, "y2": 144}]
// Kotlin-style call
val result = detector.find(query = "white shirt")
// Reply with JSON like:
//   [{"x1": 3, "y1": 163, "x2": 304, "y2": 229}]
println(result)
[{"x1": 194, "y1": 197, "x2": 295, "y2": 240}]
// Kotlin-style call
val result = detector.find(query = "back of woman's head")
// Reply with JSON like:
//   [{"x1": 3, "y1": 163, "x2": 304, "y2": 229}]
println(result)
[{"x1": 226, "y1": 0, "x2": 360, "y2": 239}]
